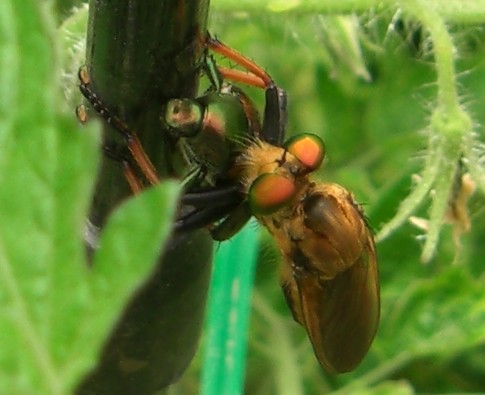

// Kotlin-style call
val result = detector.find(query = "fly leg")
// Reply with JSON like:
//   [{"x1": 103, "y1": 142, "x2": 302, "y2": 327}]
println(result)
[{"x1": 175, "y1": 184, "x2": 250, "y2": 240}]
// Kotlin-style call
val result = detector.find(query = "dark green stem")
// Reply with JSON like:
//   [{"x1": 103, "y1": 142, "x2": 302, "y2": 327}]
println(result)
[{"x1": 76, "y1": 1, "x2": 213, "y2": 394}]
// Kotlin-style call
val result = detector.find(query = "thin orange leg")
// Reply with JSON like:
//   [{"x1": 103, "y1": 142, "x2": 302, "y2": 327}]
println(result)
[
  {"x1": 217, "y1": 67, "x2": 266, "y2": 89},
  {"x1": 121, "y1": 161, "x2": 144, "y2": 194},
  {"x1": 206, "y1": 35, "x2": 274, "y2": 88}
]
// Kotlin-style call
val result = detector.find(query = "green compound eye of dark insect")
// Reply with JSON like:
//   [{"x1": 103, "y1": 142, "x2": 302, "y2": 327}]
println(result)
[{"x1": 163, "y1": 99, "x2": 204, "y2": 137}]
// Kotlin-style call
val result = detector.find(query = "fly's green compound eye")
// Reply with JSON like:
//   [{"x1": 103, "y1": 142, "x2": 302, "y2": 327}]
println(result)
[
  {"x1": 163, "y1": 99, "x2": 204, "y2": 137},
  {"x1": 285, "y1": 133, "x2": 325, "y2": 172},
  {"x1": 249, "y1": 173, "x2": 296, "y2": 215}
]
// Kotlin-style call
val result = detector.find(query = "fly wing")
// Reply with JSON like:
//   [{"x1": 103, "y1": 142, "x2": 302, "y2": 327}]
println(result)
[{"x1": 282, "y1": 236, "x2": 379, "y2": 373}]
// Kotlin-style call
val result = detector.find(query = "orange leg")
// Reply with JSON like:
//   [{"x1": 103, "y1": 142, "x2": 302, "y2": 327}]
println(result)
[
  {"x1": 217, "y1": 67, "x2": 266, "y2": 89},
  {"x1": 121, "y1": 160, "x2": 144, "y2": 194},
  {"x1": 207, "y1": 35, "x2": 274, "y2": 89}
]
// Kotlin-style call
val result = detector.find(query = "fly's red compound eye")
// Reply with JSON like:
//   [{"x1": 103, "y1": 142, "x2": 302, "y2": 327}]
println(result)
[
  {"x1": 249, "y1": 173, "x2": 296, "y2": 215},
  {"x1": 285, "y1": 133, "x2": 325, "y2": 172}
]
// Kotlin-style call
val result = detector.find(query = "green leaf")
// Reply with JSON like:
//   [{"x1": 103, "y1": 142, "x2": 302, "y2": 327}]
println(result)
[
  {"x1": 0, "y1": 2, "x2": 181, "y2": 394},
  {"x1": 379, "y1": 266, "x2": 485, "y2": 360}
]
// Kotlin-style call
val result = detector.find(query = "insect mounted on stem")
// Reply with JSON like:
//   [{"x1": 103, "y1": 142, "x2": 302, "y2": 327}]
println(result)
[{"x1": 78, "y1": 33, "x2": 380, "y2": 373}]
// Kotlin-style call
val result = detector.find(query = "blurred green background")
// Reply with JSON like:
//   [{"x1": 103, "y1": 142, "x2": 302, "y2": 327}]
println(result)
[{"x1": 57, "y1": 2, "x2": 485, "y2": 394}]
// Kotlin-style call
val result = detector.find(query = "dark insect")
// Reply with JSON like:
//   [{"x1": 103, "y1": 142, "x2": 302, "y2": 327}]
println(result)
[{"x1": 78, "y1": 33, "x2": 379, "y2": 374}]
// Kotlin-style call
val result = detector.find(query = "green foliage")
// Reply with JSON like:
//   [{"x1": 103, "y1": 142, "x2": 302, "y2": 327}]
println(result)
[{"x1": 0, "y1": 2, "x2": 179, "y2": 394}]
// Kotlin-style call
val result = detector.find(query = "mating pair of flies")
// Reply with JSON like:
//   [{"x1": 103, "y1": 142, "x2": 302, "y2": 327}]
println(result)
[{"x1": 78, "y1": 34, "x2": 379, "y2": 374}]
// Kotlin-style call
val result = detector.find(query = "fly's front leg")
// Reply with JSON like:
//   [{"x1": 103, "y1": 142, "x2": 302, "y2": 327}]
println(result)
[{"x1": 175, "y1": 184, "x2": 250, "y2": 240}]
